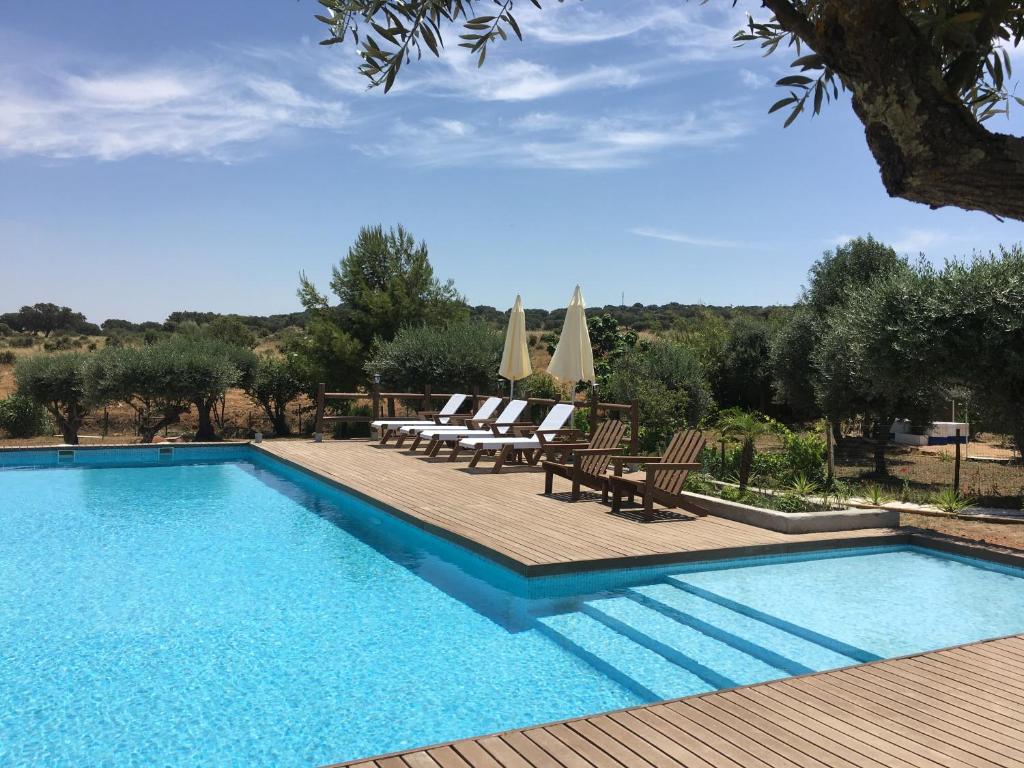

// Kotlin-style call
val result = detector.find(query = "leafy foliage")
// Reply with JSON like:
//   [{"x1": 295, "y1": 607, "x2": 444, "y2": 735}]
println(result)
[
  {"x1": 14, "y1": 352, "x2": 91, "y2": 444},
  {"x1": 602, "y1": 339, "x2": 713, "y2": 452},
  {"x1": 246, "y1": 355, "x2": 305, "y2": 436},
  {"x1": 363, "y1": 320, "x2": 503, "y2": 392},
  {"x1": 0, "y1": 393, "x2": 51, "y2": 439}
]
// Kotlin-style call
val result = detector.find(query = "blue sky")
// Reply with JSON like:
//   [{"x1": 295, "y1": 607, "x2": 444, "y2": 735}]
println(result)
[{"x1": 2, "y1": 1, "x2": 1023, "y2": 323}]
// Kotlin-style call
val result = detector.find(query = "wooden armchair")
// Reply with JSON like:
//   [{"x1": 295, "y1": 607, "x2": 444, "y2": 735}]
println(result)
[
  {"x1": 608, "y1": 429, "x2": 706, "y2": 521},
  {"x1": 541, "y1": 420, "x2": 629, "y2": 501}
]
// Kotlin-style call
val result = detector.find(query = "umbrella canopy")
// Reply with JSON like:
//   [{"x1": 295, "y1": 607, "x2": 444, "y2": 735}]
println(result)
[
  {"x1": 547, "y1": 285, "x2": 596, "y2": 386},
  {"x1": 498, "y1": 294, "x2": 532, "y2": 394}
]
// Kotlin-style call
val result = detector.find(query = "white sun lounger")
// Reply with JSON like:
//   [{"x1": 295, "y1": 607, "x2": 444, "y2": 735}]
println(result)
[
  {"x1": 458, "y1": 402, "x2": 576, "y2": 472},
  {"x1": 371, "y1": 393, "x2": 468, "y2": 444},
  {"x1": 421, "y1": 399, "x2": 530, "y2": 459},
  {"x1": 396, "y1": 396, "x2": 503, "y2": 450}
]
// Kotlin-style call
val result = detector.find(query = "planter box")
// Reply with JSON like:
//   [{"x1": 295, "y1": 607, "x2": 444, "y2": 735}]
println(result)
[{"x1": 680, "y1": 491, "x2": 900, "y2": 534}]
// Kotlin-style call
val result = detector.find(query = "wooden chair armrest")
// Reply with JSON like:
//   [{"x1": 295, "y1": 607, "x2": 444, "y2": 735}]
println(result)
[
  {"x1": 539, "y1": 441, "x2": 590, "y2": 453},
  {"x1": 647, "y1": 462, "x2": 702, "y2": 471},
  {"x1": 573, "y1": 447, "x2": 622, "y2": 456},
  {"x1": 611, "y1": 455, "x2": 663, "y2": 465},
  {"x1": 468, "y1": 418, "x2": 496, "y2": 429}
]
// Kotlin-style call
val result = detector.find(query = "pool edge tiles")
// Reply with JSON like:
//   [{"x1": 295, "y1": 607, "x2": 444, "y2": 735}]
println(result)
[{"x1": 0, "y1": 441, "x2": 250, "y2": 469}]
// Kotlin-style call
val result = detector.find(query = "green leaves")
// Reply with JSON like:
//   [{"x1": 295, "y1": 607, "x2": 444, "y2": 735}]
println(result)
[{"x1": 312, "y1": 0, "x2": 533, "y2": 92}]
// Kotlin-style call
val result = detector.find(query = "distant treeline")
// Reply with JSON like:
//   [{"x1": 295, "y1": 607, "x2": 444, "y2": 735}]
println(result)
[
  {"x1": 473, "y1": 303, "x2": 790, "y2": 332},
  {"x1": 1, "y1": 303, "x2": 789, "y2": 339}
]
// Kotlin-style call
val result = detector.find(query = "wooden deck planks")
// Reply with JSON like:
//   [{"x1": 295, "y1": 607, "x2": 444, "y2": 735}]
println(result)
[
  {"x1": 255, "y1": 440, "x2": 899, "y2": 574},
  {"x1": 325, "y1": 636, "x2": 1024, "y2": 768}
]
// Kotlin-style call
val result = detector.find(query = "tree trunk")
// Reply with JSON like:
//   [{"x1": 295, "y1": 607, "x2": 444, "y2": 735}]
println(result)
[
  {"x1": 194, "y1": 399, "x2": 217, "y2": 441},
  {"x1": 271, "y1": 406, "x2": 292, "y2": 437},
  {"x1": 52, "y1": 404, "x2": 79, "y2": 445},
  {"x1": 872, "y1": 420, "x2": 888, "y2": 475},
  {"x1": 762, "y1": 0, "x2": 1024, "y2": 221},
  {"x1": 140, "y1": 407, "x2": 185, "y2": 444}
]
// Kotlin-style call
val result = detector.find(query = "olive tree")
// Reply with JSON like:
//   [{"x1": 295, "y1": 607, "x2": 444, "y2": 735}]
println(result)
[
  {"x1": 246, "y1": 355, "x2": 305, "y2": 436},
  {"x1": 937, "y1": 246, "x2": 1024, "y2": 455},
  {"x1": 312, "y1": 2, "x2": 1024, "y2": 221},
  {"x1": 14, "y1": 353, "x2": 91, "y2": 444}
]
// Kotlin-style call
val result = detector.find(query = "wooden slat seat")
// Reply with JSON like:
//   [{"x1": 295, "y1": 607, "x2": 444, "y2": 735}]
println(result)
[{"x1": 541, "y1": 419, "x2": 629, "y2": 502}]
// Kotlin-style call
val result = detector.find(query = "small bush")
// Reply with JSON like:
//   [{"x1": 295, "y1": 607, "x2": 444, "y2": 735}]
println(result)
[
  {"x1": 0, "y1": 350, "x2": 16, "y2": 365},
  {"x1": 8, "y1": 335, "x2": 34, "y2": 348},
  {"x1": 0, "y1": 393, "x2": 51, "y2": 438}
]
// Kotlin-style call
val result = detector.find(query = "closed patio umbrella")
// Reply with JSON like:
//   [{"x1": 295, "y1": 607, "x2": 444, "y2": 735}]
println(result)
[
  {"x1": 547, "y1": 285, "x2": 595, "y2": 399},
  {"x1": 499, "y1": 294, "x2": 532, "y2": 397}
]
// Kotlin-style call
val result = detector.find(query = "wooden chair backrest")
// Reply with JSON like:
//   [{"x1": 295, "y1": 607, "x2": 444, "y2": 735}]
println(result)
[
  {"x1": 651, "y1": 429, "x2": 705, "y2": 495},
  {"x1": 579, "y1": 420, "x2": 628, "y2": 476}
]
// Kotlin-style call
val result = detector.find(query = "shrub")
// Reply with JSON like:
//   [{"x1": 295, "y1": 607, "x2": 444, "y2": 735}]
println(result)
[
  {"x1": 14, "y1": 352, "x2": 91, "y2": 444},
  {"x1": 364, "y1": 321, "x2": 503, "y2": 392},
  {"x1": 0, "y1": 394, "x2": 51, "y2": 438},
  {"x1": 602, "y1": 339, "x2": 713, "y2": 452},
  {"x1": 8, "y1": 335, "x2": 34, "y2": 348},
  {"x1": 0, "y1": 350, "x2": 16, "y2": 365}
]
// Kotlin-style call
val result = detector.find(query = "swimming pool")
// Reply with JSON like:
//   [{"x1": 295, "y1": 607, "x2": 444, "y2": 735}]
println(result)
[{"x1": 2, "y1": 447, "x2": 1024, "y2": 766}]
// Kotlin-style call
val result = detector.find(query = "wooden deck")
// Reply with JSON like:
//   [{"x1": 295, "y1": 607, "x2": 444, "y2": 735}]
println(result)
[
  {"x1": 255, "y1": 439, "x2": 901, "y2": 575},
  {"x1": 331, "y1": 634, "x2": 1024, "y2": 768}
]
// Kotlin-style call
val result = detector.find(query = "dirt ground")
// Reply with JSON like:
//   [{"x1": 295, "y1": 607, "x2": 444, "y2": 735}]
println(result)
[{"x1": 901, "y1": 512, "x2": 1024, "y2": 552}]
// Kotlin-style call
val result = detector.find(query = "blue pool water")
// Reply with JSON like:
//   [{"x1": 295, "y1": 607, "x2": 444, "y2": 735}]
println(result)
[{"x1": 2, "y1": 450, "x2": 1024, "y2": 767}]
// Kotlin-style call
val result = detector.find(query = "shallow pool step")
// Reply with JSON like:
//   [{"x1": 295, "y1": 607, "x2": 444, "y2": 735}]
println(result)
[
  {"x1": 629, "y1": 582, "x2": 861, "y2": 674},
  {"x1": 537, "y1": 612, "x2": 715, "y2": 702},
  {"x1": 665, "y1": 577, "x2": 880, "y2": 663},
  {"x1": 581, "y1": 597, "x2": 788, "y2": 689}
]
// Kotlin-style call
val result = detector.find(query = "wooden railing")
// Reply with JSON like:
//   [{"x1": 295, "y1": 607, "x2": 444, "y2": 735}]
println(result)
[{"x1": 313, "y1": 383, "x2": 639, "y2": 453}]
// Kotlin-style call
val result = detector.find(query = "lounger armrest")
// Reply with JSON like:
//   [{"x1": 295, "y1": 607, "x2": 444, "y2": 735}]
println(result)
[
  {"x1": 467, "y1": 418, "x2": 496, "y2": 430},
  {"x1": 440, "y1": 413, "x2": 474, "y2": 425}
]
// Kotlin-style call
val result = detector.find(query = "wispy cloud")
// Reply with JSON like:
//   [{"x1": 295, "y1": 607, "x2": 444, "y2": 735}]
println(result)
[
  {"x1": 631, "y1": 227, "x2": 766, "y2": 249},
  {"x1": 354, "y1": 105, "x2": 753, "y2": 171},
  {"x1": 0, "y1": 59, "x2": 349, "y2": 161},
  {"x1": 322, "y1": 50, "x2": 642, "y2": 102},
  {"x1": 520, "y1": 0, "x2": 753, "y2": 62}
]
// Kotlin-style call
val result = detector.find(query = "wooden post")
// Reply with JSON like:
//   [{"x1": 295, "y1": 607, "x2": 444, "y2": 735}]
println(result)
[
  {"x1": 387, "y1": 396, "x2": 395, "y2": 418},
  {"x1": 826, "y1": 421, "x2": 835, "y2": 483},
  {"x1": 629, "y1": 399, "x2": 639, "y2": 455},
  {"x1": 954, "y1": 428, "x2": 962, "y2": 494},
  {"x1": 371, "y1": 381, "x2": 381, "y2": 421},
  {"x1": 314, "y1": 382, "x2": 326, "y2": 440},
  {"x1": 471, "y1": 384, "x2": 480, "y2": 412},
  {"x1": 423, "y1": 384, "x2": 432, "y2": 414},
  {"x1": 589, "y1": 386, "x2": 599, "y2": 436}
]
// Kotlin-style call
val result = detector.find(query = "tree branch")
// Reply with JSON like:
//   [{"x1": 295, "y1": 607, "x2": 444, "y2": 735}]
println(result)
[{"x1": 770, "y1": 0, "x2": 1024, "y2": 220}]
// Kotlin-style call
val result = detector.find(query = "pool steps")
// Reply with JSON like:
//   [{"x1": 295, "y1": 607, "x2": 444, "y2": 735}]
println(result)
[{"x1": 537, "y1": 577, "x2": 867, "y2": 702}]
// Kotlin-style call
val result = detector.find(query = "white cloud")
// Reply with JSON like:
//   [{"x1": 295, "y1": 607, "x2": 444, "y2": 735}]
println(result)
[
  {"x1": 354, "y1": 106, "x2": 752, "y2": 171},
  {"x1": 740, "y1": 68, "x2": 770, "y2": 89},
  {"x1": 521, "y1": 0, "x2": 752, "y2": 60},
  {"x1": 0, "y1": 60, "x2": 349, "y2": 161},
  {"x1": 631, "y1": 227, "x2": 765, "y2": 249},
  {"x1": 322, "y1": 50, "x2": 641, "y2": 103}
]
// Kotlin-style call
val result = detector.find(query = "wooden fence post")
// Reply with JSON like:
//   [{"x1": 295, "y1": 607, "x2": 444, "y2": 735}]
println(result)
[
  {"x1": 371, "y1": 380, "x2": 381, "y2": 420},
  {"x1": 471, "y1": 384, "x2": 480, "y2": 412},
  {"x1": 630, "y1": 399, "x2": 639, "y2": 455},
  {"x1": 588, "y1": 386, "x2": 599, "y2": 436},
  {"x1": 954, "y1": 428, "x2": 962, "y2": 494},
  {"x1": 314, "y1": 383, "x2": 325, "y2": 442},
  {"x1": 423, "y1": 384, "x2": 432, "y2": 414}
]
